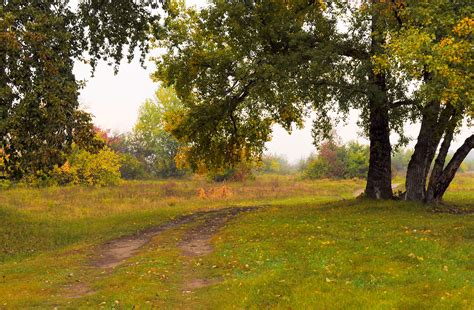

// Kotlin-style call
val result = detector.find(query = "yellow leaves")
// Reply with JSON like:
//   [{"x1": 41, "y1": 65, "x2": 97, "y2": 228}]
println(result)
[
  {"x1": 320, "y1": 240, "x2": 335, "y2": 246},
  {"x1": 439, "y1": 38, "x2": 453, "y2": 48},
  {"x1": 51, "y1": 145, "x2": 121, "y2": 186},
  {"x1": 174, "y1": 147, "x2": 191, "y2": 170},
  {"x1": 197, "y1": 187, "x2": 207, "y2": 199},
  {"x1": 60, "y1": 161, "x2": 71, "y2": 173},
  {"x1": 371, "y1": 54, "x2": 390, "y2": 75},
  {"x1": 453, "y1": 17, "x2": 474, "y2": 37},
  {"x1": 318, "y1": 0, "x2": 327, "y2": 11},
  {"x1": 408, "y1": 253, "x2": 424, "y2": 261}
]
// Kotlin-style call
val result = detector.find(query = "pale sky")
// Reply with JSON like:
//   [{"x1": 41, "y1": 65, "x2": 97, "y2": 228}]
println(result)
[{"x1": 74, "y1": 0, "x2": 472, "y2": 163}]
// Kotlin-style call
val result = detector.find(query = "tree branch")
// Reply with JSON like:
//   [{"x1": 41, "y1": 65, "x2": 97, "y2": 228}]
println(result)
[
  {"x1": 391, "y1": 99, "x2": 416, "y2": 108},
  {"x1": 431, "y1": 134, "x2": 474, "y2": 201}
]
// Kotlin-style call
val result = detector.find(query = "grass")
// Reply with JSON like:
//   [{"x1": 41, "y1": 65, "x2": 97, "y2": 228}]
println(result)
[{"x1": 0, "y1": 174, "x2": 472, "y2": 308}]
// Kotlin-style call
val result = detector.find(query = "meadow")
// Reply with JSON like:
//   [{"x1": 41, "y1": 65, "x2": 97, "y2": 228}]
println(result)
[{"x1": 0, "y1": 174, "x2": 473, "y2": 309}]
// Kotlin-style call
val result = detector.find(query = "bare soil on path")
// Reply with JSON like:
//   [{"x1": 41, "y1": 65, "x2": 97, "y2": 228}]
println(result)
[{"x1": 63, "y1": 206, "x2": 258, "y2": 299}]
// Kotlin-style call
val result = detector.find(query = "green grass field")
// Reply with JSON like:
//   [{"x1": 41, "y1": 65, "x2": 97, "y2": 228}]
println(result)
[{"x1": 0, "y1": 174, "x2": 473, "y2": 309}]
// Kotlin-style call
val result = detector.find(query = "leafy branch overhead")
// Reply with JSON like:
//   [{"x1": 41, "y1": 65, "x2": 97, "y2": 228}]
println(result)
[{"x1": 154, "y1": 0, "x2": 472, "y2": 202}]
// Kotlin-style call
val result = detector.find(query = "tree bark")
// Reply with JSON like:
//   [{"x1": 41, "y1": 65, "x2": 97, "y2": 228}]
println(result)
[
  {"x1": 405, "y1": 102, "x2": 453, "y2": 201},
  {"x1": 364, "y1": 3, "x2": 393, "y2": 200},
  {"x1": 429, "y1": 134, "x2": 474, "y2": 202},
  {"x1": 425, "y1": 113, "x2": 457, "y2": 201},
  {"x1": 365, "y1": 101, "x2": 393, "y2": 199}
]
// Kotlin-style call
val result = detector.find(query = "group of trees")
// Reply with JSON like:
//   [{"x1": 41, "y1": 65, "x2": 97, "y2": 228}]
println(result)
[
  {"x1": 0, "y1": 0, "x2": 162, "y2": 181},
  {"x1": 1, "y1": 1, "x2": 472, "y2": 203},
  {"x1": 303, "y1": 138, "x2": 370, "y2": 180},
  {"x1": 103, "y1": 87, "x2": 187, "y2": 180},
  {"x1": 154, "y1": 0, "x2": 472, "y2": 203}
]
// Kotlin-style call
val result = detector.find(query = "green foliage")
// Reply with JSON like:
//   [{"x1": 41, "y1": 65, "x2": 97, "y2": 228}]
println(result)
[
  {"x1": 152, "y1": 0, "x2": 423, "y2": 177},
  {"x1": 304, "y1": 140, "x2": 369, "y2": 179},
  {"x1": 154, "y1": 1, "x2": 340, "y2": 171},
  {"x1": 0, "y1": 1, "x2": 161, "y2": 181},
  {"x1": 131, "y1": 87, "x2": 186, "y2": 178},
  {"x1": 346, "y1": 142, "x2": 370, "y2": 179},
  {"x1": 258, "y1": 154, "x2": 292, "y2": 175},
  {"x1": 0, "y1": 179, "x2": 11, "y2": 190},
  {"x1": 209, "y1": 162, "x2": 255, "y2": 182},
  {"x1": 119, "y1": 153, "x2": 148, "y2": 180},
  {"x1": 51, "y1": 144, "x2": 122, "y2": 186}
]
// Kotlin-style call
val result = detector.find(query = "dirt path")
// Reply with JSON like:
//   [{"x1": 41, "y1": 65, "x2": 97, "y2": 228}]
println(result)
[
  {"x1": 179, "y1": 207, "x2": 256, "y2": 257},
  {"x1": 63, "y1": 206, "x2": 258, "y2": 299},
  {"x1": 178, "y1": 207, "x2": 257, "y2": 293}
]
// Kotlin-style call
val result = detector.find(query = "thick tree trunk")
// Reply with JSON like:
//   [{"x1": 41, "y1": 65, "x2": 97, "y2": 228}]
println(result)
[
  {"x1": 405, "y1": 102, "x2": 453, "y2": 201},
  {"x1": 429, "y1": 134, "x2": 474, "y2": 202},
  {"x1": 364, "y1": 1, "x2": 392, "y2": 199},
  {"x1": 425, "y1": 114, "x2": 457, "y2": 201},
  {"x1": 365, "y1": 102, "x2": 393, "y2": 199}
]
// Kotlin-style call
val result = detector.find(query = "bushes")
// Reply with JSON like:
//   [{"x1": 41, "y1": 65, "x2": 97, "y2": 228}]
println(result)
[
  {"x1": 209, "y1": 162, "x2": 254, "y2": 182},
  {"x1": 51, "y1": 145, "x2": 121, "y2": 186},
  {"x1": 258, "y1": 154, "x2": 293, "y2": 174},
  {"x1": 119, "y1": 153, "x2": 148, "y2": 180},
  {"x1": 346, "y1": 142, "x2": 370, "y2": 178},
  {"x1": 304, "y1": 140, "x2": 369, "y2": 179}
]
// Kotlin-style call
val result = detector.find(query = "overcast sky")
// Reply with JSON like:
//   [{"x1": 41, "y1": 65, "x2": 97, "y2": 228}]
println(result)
[{"x1": 74, "y1": 0, "x2": 472, "y2": 163}]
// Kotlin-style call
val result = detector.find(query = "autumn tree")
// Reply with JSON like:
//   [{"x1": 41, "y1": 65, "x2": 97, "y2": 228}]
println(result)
[
  {"x1": 131, "y1": 87, "x2": 185, "y2": 178},
  {"x1": 0, "y1": 0, "x2": 163, "y2": 180},
  {"x1": 155, "y1": 0, "x2": 471, "y2": 201},
  {"x1": 154, "y1": 0, "x2": 413, "y2": 199},
  {"x1": 380, "y1": 0, "x2": 473, "y2": 202}
]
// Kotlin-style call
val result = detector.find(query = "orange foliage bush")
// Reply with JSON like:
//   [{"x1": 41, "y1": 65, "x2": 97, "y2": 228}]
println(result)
[{"x1": 197, "y1": 185, "x2": 233, "y2": 199}]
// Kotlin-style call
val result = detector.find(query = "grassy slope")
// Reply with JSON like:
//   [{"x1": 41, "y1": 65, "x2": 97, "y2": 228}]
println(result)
[{"x1": 0, "y1": 174, "x2": 472, "y2": 308}]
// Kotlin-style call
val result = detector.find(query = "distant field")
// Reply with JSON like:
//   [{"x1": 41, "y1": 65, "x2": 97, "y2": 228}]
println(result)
[{"x1": 0, "y1": 174, "x2": 472, "y2": 308}]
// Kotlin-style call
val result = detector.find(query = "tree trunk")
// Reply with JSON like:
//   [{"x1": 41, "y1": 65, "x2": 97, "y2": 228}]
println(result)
[
  {"x1": 365, "y1": 102, "x2": 393, "y2": 199},
  {"x1": 365, "y1": 4, "x2": 392, "y2": 200},
  {"x1": 405, "y1": 102, "x2": 453, "y2": 201},
  {"x1": 429, "y1": 134, "x2": 474, "y2": 202},
  {"x1": 425, "y1": 113, "x2": 457, "y2": 201}
]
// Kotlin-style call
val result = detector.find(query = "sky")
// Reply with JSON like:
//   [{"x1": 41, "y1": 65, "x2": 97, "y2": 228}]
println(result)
[{"x1": 74, "y1": 0, "x2": 472, "y2": 163}]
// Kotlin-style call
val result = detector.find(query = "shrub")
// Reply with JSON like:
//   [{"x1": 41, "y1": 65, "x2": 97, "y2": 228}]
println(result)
[
  {"x1": 120, "y1": 153, "x2": 148, "y2": 180},
  {"x1": 304, "y1": 157, "x2": 330, "y2": 179},
  {"x1": 210, "y1": 162, "x2": 254, "y2": 182},
  {"x1": 346, "y1": 142, "x2": 370, "y2": 178},
  {"x1": 0, "y1": 179, "x2": 11, "y2": 190},
  {"x1": 51, "y1": 145, "x2": 122, "y2": 186},
  {"x1": 258, "y1": 154, "x2": 292, "y2": 174},
  {"x1": 304, "y1": 140, "x2": 369, "y2": 179}
]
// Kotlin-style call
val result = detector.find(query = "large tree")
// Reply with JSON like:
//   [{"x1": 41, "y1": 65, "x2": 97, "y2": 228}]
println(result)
[
  {"x1": 154, "y1": 0, "x2": 414, "y2": 199},
  {"x1": 380, "y1": 0, "x2": 473, "y2": 202},
  {"x1": 0, "y1": 0, "x2": 163, "y2": 179},
  {"x1": 155, "y1": 0, "x2": 472, "y2": 201}
]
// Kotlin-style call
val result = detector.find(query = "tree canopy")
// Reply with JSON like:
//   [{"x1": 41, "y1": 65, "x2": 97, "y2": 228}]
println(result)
[
  {"x1": 131, "y1": 86, "x2": 185, "y2": 178},
  {"x1": 154, "y1": 0, "x2": 473, "y2": 201},
  {"x1": 0, "y1": 0, "x2": 163, "y2": 179}
]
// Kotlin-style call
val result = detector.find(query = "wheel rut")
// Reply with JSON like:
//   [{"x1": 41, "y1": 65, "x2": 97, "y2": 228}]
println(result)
[{"x1": 62, "y1": 206, "x2": 259, "y2": 299}]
